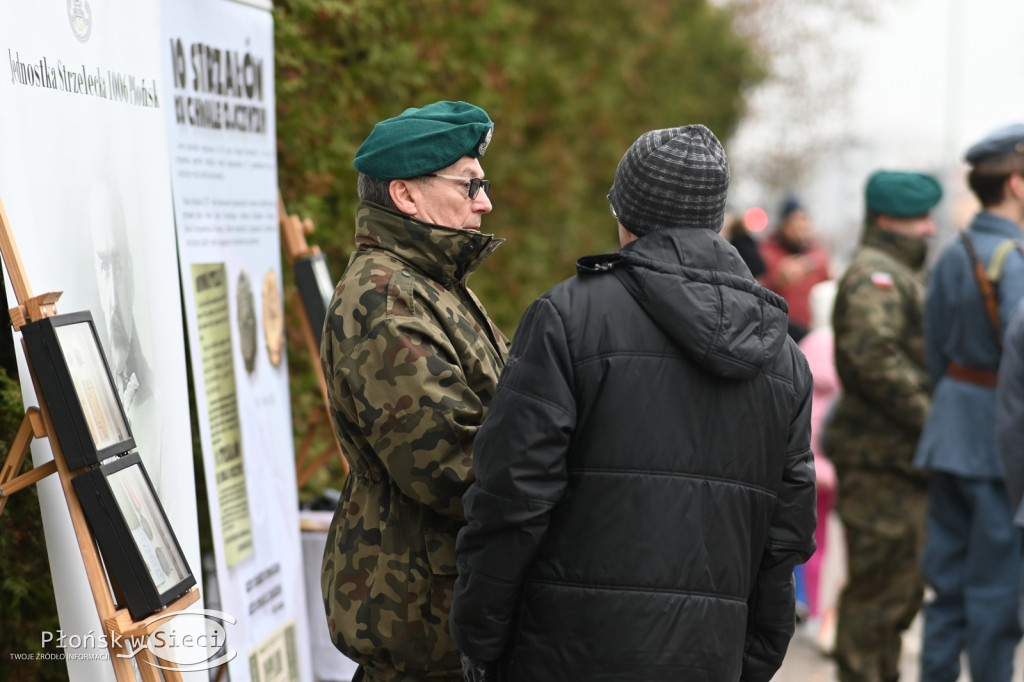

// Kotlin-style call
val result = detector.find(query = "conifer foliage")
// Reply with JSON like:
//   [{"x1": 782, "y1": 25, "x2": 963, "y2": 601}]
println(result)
[{"x1": 274, "y1": 1, "x2": 764, "y2": 496}]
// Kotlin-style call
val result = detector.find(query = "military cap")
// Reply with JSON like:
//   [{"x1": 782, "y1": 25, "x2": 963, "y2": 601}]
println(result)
[
  {"x1": 353, "y1": 101, "x2": 494, "y2": 179},
  {"x1": 964, "y1": 123, "x2": 1024, "y2": 170},
  {"x1": 865, "y1": 170, "x2": 942, "y2": 217}
]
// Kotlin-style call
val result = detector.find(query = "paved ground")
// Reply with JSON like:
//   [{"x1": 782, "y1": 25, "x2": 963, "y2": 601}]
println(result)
[
  {"x1": 776, "y1": 615, "x2": 922, "y2": 681},
  {"x1": 777, "y1": 629, "x2": 850, "y2": 682}
]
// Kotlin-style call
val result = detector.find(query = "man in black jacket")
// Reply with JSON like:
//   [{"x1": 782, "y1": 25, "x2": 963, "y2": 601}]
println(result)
[{"x1": 450, "y1": 124, "x2": 817, "y2": 681}]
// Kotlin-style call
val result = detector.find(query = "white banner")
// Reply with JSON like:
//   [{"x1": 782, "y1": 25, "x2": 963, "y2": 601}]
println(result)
[
  {"x1": 161, "y1": 1, "x2": 312, "y2": 680},
  {"x1": 0, "y1": 2, "x2": 201, "y2": 680}
]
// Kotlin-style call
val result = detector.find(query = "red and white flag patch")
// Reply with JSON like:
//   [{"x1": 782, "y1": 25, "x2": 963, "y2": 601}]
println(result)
[{"x1": 870, "y1": 272, "x2": 894, "y2": 289}]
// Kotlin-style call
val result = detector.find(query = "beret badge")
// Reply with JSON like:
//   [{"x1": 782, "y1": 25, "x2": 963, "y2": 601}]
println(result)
[{"x1": 478, "y1": 127, "x2": 493, "y2": 156}]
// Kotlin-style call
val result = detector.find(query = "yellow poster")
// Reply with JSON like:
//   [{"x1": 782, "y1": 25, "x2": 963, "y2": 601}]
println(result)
[
  {"x1": 248, "y1": 622, "x2": 299, "y2": 682},
  {"x1": 193, "y1": 262, "x2": 253, "y2": 566}
]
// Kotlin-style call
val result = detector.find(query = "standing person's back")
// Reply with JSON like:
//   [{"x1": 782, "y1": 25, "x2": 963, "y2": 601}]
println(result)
[{"x1": 451, "y1": 125, "x2": 817, "y2": 682}]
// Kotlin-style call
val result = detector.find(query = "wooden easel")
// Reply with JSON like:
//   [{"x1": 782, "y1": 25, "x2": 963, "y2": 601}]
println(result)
[
  {"x1": 278, "y1": 193, "x2": 348, "y2": 486},
  {"x1": 0, "y1": 195, "x2": 200, "y2": 681}
]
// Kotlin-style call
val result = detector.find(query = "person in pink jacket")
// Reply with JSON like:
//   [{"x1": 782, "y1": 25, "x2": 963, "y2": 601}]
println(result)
[{"x1": 798, "y1": 279, "x2": 840, "y2": 644}]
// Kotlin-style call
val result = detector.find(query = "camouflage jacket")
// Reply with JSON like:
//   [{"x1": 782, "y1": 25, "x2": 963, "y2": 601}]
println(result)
[
  {"x1": 827, "y1": 223, "x2": 931, "y2": 475},
  {"x1": 320, "y1": 202, "x2": 508, "y2": 681}
]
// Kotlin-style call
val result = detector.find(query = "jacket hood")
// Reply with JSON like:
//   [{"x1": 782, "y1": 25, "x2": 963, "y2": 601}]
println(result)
[{"x1": 577, "y1": 229, "x2": 791, "y2": 380}]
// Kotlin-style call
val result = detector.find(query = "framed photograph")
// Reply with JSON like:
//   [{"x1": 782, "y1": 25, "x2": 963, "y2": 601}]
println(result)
[
  {"x1": 293, "y1": 252, "x2": 335, "y2": 346},
  {"x1": 72, "y1": 452, "x2": 196, "y2": 620},
  {"x1": 21, "y1": 311, "x2": 135, "y2": 470}
]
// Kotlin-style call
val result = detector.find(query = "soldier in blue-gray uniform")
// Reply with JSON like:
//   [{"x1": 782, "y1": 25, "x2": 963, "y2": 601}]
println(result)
[{"x1": 914, "y1": 123, "x2": 1024, "y2": 682}]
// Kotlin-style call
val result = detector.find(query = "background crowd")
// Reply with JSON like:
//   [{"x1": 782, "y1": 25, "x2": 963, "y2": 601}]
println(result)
[{"x1": 737, "y1": 125, "x2": 1024, "y2": 682}]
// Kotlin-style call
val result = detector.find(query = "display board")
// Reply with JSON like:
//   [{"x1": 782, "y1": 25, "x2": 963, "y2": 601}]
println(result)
[
  {"x1": 0, "y1": 4, "x2": 202, "y2": 680},
  {"x1": 162, "y1": 1, "x2": 312, "y2": 680}
]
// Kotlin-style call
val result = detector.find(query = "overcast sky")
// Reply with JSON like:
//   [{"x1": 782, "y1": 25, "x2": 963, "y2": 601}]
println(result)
[
  {"x1": 729, "y1": 0, "x2": 1024, "y2": 262},
  {"x1": 852, "y1": 0, "x2": 1024, "y2": 166}
]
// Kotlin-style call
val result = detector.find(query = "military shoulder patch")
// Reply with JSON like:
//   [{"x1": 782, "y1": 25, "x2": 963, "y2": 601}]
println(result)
[{"x1": 870, "y1": 272, "x2": 894, "y2": 289}]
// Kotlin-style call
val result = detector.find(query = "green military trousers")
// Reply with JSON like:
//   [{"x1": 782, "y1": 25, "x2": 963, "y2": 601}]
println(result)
[{"x1": 833, "y1": 467, "x2": 928, "y2": 682}]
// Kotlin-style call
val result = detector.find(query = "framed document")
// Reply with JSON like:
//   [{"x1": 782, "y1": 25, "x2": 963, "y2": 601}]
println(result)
[
  {"x1": 21, "y1": 311, "x2": 135, "y2": 470},
  {"x1": 72, "y1": 452, "x2": 196, "y2": 620},
  {"x1": 293, "y1": 252, "x2": 334, "y2": 347}
]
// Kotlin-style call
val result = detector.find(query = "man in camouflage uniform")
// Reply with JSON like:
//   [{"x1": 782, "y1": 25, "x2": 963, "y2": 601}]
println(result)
[
  {"x1": 320, "y1": 101, "x2": 508, "y2": 682},
  {"x1": 827, "y1": 170, "x2": 942, "y2": 682}
]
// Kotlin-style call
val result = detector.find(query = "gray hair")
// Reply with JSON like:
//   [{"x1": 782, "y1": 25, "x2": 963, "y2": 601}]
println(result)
[{"x1": 357, "y1": 174, "x2": 398, "y2": 210}]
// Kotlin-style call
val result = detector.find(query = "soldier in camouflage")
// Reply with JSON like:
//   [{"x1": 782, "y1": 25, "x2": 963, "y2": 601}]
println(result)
[
  {"x1": 320, "y1": 101, "x2": 508, "y2": 682},
  {"x1": 827, "y1": 170, "x2": 942, "y2": 682}
]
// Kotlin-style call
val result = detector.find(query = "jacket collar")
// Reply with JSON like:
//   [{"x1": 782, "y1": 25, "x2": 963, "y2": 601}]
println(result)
[
  {"x1": 861, "y1": 222, "x2": 928, "y2": 269},
  {"x1": 970, "y1": 211, "x2": 1024, "y2": 240},
  {"x1": 354, "y1": 201, "x2": 503, "y2": 285},
  {"x1": 579, "y1": 228, "x2": 769, "y2": 283}
]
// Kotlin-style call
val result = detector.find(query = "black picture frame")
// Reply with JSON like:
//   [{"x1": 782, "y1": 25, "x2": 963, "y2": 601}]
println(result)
[
  {"x1": 21, "y1": 311, "x2": 135, "y2": 470},
  {"x1": 293, "y1": 252, "x2": 334, "y2": 347},
  {"x1": 72, "y1": 452, "x2": 196, "y2": 620}
]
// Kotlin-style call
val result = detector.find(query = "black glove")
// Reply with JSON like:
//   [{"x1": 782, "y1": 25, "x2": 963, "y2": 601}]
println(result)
[{"x1": 461, "y1": 653, "x2": 497, "y2": 682}]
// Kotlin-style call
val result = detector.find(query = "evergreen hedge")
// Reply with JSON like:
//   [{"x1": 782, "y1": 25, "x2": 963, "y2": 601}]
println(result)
[{"x1": 274, "y1": 0, "x2": 765, "y2": 497}]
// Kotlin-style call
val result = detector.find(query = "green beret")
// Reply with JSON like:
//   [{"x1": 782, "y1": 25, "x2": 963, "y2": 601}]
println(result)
[
  {"x1": 865, "y1": 170, "x2": 943, "y2": 217},
  {"x1": 353, "y1": 101, "x2": 494, "y2": 179}
]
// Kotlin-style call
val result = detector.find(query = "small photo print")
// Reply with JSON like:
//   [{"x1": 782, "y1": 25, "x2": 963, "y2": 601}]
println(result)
[
  {"x1": 107, "y1": 463, "x2": 189, "y2": 591},
  {"x1": 55, "y1": 321, "x2": 130, "y2": 451}
]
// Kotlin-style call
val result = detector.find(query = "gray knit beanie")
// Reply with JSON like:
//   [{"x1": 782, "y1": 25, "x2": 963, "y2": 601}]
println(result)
[{"x1": 607, "y1": 124, "x2": 730, "y2": 235}]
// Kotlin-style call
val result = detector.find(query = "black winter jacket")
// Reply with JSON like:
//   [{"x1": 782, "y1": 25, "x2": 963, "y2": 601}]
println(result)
[{"x1": 450, "y1": 228, "x2": 817, "y2": 681}]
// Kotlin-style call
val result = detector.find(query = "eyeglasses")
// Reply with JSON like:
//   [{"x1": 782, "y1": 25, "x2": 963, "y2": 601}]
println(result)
[
  {"x1": 424, "y1": 174, "x2": 491, "y2": 200},
  {"x1": 606, "y1": 193, "x2": 618, "y2": 219}
]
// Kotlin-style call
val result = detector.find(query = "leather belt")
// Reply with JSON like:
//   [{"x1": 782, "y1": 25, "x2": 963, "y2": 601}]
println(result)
[{"x1": 947, "y1": 361, "x2": 998, "y2": 387}]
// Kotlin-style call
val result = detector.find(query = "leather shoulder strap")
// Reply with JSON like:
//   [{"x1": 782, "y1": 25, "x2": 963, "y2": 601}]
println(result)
[{"x1": 961, "y1": 232, "x2": 1002, "y2": 346}]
